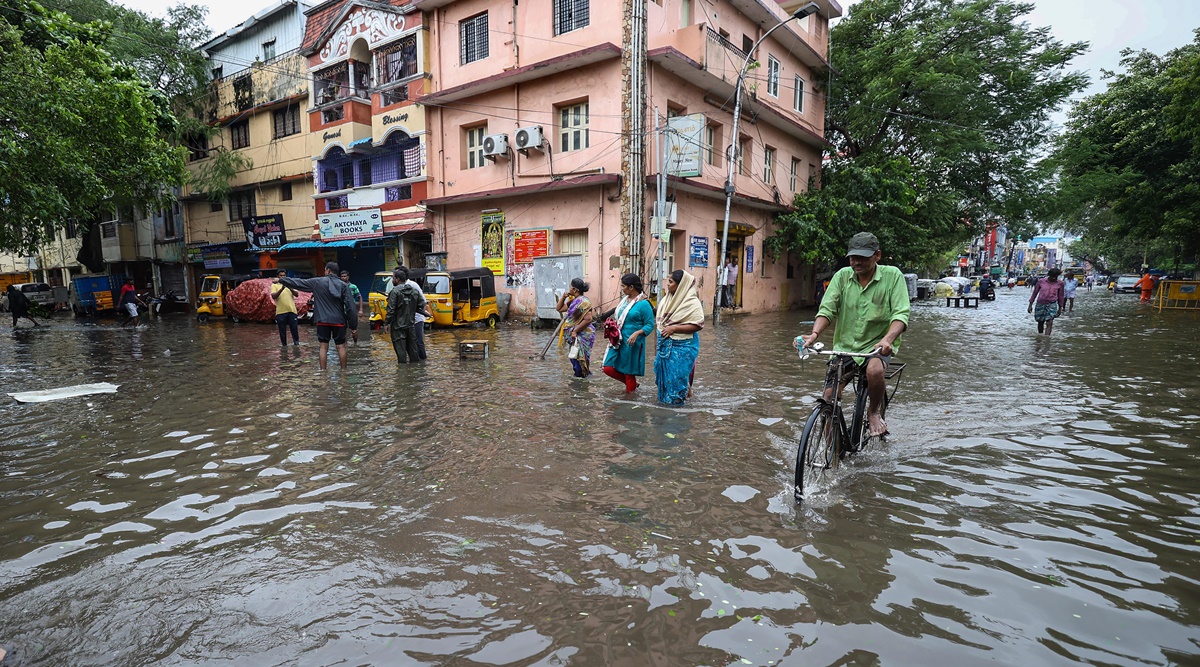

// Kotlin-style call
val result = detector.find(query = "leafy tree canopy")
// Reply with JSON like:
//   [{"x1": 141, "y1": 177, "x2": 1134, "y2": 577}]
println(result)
[
  {"x1": 770, "y1": 0, "x2": 1087, "y2": 270},
  {"x1": 0, "y1": 0, "x2": 195, "y2": 253},
  {"x1": 1052, "y1": 31, "x2": 1200, "y2": 273}
]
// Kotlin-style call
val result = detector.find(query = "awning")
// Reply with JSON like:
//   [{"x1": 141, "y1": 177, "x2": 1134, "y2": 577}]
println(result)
[
  {"x1": 276, "y1": 240, "x2": 360, "y2": 250},
  {"x1": 189, "y1": 241, "x2": 248, "y2": 250},
  {"x1": 348, "y1": 137, "x2": 373, "y2": 148}
]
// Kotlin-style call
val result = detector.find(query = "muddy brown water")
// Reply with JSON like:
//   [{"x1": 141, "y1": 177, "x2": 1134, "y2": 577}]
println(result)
[{"x1": 1, "y1": 287, "x2": 1197, "y2": 666}]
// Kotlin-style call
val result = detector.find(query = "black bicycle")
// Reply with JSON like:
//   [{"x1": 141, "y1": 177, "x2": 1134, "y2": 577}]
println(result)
[{"x1": 793, "y1": 342, "x2": 905, "y2": 501}]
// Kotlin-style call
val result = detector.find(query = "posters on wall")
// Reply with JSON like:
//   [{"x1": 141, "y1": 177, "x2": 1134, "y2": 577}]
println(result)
[
  {"x1": 689, "y1": 236, "x2": 709, "y2": 268},
  {"x1": 481, "y1": 211, "x2": 505, "y2": 276},
  {"x1": 505, "y1": 227, "x2": 552, "y2": 288},
  {"x1": 202, "y1": 247, "x2": 232, "y2": 269},
  {"x1": 242, "y1": 214, "x2": 287, "y2": 250}
]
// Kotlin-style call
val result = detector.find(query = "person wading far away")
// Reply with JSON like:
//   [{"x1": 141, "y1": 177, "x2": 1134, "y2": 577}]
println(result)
[{"x1": 797, "y1": 232, "x2": 911, "y2": 437}]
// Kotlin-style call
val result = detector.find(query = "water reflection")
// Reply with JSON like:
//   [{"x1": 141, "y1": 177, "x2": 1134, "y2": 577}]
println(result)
[{"x1": 1, "y1": 292, "x2": 1197, "y2": 666}]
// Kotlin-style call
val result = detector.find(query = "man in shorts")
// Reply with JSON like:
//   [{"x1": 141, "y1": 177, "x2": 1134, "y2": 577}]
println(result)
[
  {"x1": 339, "y1": 270, "x2": 363, "y2": 342},
  {"x1": 119, "y1": 278, "x2": 146, "y2": 326},
  {"x1": 276, "y1": 262, "x2": 358, "y2": 370},
  {"x1": 797, "y1": 232, "x2": 911, "y2": 437}
]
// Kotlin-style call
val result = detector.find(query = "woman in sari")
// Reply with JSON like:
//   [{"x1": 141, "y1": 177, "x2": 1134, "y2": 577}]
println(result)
[
  {"x1": 556, "y1": 278, "x2": 595, "y2": 377},
  {"x1": 655, "y1": 270, "x2": 705, "y2": 404},
  {"x1": 601, "y1": 273, "x2": 655, "y2": 393}
]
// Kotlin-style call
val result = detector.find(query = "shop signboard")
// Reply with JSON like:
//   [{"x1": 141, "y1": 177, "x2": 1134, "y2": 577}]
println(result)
[
  {"x1": 242, "y1": 214, "x2": 287, "y2": 250},
  {"x1": 202, "y1": 247, "x2": 232, "y2": 269},
  {"x1": 745, "y1": 245, "x2": 754, "y2": 273},
  {"x1": 186, "y1": 245, "x2": 205, "y2": 264},
  {"x1": 512, "y1": 228, "x2": 550, "y2": 264},
  {"x1": 689, "y1": 236, "x2": 709, "y2": 268},
  {"x1": 957, "y1": 256, "x2": 969, "y2": 268},
  {"x1": 481, "y1": 211, "x2": 505, "y2": 275},
  {"x1": 665, "y1": 114, "x2": 705, "y2": 177},
  {"x1": 318, "y1": 208, "x2": 383, "y2": 240}
]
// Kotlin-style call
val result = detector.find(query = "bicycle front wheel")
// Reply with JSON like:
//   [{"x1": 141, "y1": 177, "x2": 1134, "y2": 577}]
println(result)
[{"x1": 794, "y1": 403, "x2": 842, "y2": 501}]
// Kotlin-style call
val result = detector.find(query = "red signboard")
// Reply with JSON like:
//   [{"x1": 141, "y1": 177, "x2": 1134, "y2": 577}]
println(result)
[
  {"x1": 513, "y1": 229, "x2": 550, "y2": 264},
  {"x1": 958, "y1": 256, "x2": 969, "y2": 267}
]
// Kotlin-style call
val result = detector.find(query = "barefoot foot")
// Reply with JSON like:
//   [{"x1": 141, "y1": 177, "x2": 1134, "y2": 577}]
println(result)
[{"x1": 868, "y1": 413, "x2": 889, "y2": 437}]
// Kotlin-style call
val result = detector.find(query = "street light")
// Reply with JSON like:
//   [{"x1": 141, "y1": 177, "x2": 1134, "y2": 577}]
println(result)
[{"x1": 715, "y1": 1, "x2": 821, "y2": 322}]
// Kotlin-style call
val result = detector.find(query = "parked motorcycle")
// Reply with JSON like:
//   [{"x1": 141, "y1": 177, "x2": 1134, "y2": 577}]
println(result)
[{"x1": 150, "y1": 290, "x2": 188, "y2": 315}]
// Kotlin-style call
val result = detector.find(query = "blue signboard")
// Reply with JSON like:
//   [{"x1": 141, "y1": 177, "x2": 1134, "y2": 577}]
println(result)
[
  {"x1": 745, "y1": 245, "x2": 755, "y2": 273},
  {"x1": 689, "y1": 236, "x2": 709, "y2": 268}
]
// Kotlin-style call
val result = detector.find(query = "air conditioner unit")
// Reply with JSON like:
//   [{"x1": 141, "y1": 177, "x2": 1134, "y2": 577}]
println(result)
[
  {"x1": 514, "y1": 126, "x2": 544, "y2": 153},
  {"x1": 664, "y1": 202, "x2": 678, "y2": 228},
  {"x1": 482, "y1": 133, "x2": 509, "y2": 159}
]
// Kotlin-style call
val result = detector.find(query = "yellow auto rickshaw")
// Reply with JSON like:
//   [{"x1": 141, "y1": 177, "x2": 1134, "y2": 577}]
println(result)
[
  {"x1": 368, "y1": 269, "x2": 429, "y2": 328},
  {"x1": 425, "y1": 268, "x2": 499, "y2": 327},
  {"x1": 196, "y1": 274, "x2": 250, "y2": 322}
]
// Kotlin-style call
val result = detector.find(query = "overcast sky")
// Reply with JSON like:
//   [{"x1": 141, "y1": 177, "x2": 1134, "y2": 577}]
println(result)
[{"x1": 117, "y1": 0, "x2": 1199, "y2": 123}]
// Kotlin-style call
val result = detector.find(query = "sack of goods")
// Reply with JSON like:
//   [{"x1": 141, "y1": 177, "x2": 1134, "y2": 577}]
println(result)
[{"x1": 224, "y1": 279, "x2": 312, "y2": 322}]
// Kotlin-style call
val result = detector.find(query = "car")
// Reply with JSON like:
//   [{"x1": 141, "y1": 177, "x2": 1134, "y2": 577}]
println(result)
[
  {"x1": 1113, "y1": 275, "x2": 1141, "y2": 294},
  {"x1": 11, "y1": 282, "x2": 53, "y2": 305}
]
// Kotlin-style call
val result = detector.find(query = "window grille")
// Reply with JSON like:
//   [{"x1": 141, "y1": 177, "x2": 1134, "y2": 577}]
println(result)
[
  {"x1": 381, "y1": 87, "x2": 408, "y2": 106},
  {"x1": 554, "y1": 0, "x2": 590, "y2": 36},
  {"x1": 766, "y1": 57, "x2": 780, "y2": 97},
  {"x1": 64, "y1": 219, "x2": 78, "y2": 239},
  {"x1": 358, "y1": 158, "x2": 373, "y2": 187},
  {"x1": 558, "y1": 102, "x2": 589, "y2": 153},
  {"x1": 230, "y1": 120, "x2": 250, "y2": 149},
  {"x1": 466, "y1": 125, "x2": 486, "y2": 169},
  {"x1": 210, "y1": 200, "x2": 223, "y2": 212},
  {"x1": 377, "y1": 35, "x2": 419, "y2": 85},
  {"x1": 314, "y1": 62, "x2": 348, "y2": 104},
  {"x1": 100, "y1": 222, "x2": 117, "y2": 239},
  {"x1": 460, "y1": 13, "x2": 489, "y2": 64},
  {"x1": 272, "y1": 105, "x2": 300, "y2": 139},
  {"x1": 385, "y1": 185, "x2": 412, "y2": 202},
  {"x1": 325, "y1": 195, "x2": 348, "y2": 210},
  {"x1": 185, "y1": 133, "x2": 208, "y2": 161},
  {"x1": 322, "y1": 106, "x2": 345, "y2": 123},
  {"x1": 227, "y1": 191, "x2": 256, "y2": 222},
  {"x1": 281, "y1": 183, "x2": 293, "y2": 201}
]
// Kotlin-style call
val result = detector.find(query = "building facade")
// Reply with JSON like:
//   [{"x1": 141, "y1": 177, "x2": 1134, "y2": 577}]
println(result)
[
  {"x1": 184, "y1": 0, "x2": 317, "y2": 287},
  {"x1": 414, "y1": 0, "x2": 839, "y2": 317},
  {"x1": 296, "y1": 0, "x2": 432, "y2": 294}
]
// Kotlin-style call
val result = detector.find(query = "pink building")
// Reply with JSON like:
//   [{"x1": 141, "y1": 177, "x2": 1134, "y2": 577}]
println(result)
[{"x1": 413, "y1": 0, "x2": 840, "y2": 318}]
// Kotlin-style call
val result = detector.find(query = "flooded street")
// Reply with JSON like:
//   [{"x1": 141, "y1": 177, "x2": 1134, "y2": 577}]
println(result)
[{"x1": 1, "y1": 287, "x2": 1197, "y2": 666}]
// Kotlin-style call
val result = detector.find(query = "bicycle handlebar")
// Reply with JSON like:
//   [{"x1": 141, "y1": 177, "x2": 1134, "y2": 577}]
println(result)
[{"x1": 793, "y1": 339, "x2": 884, "y2": 361}]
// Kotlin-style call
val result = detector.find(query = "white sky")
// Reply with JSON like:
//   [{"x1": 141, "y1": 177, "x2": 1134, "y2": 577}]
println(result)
[{"x1": 117, "y1": 0, "x2": 1200, "y2": 122}]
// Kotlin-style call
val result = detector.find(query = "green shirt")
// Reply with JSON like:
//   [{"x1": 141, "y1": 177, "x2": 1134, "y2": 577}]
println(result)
[{"x1": 816, "y1": 264, "x2": 911, "y2": 358}]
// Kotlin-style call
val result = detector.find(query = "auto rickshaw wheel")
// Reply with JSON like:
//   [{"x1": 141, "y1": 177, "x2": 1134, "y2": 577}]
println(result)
[
  {"x1": 486, "y1": 314, "x2": 499, "y2": 328},
  {"x1": 197, "y1": 313, "x2": 209, "y2": 323}
]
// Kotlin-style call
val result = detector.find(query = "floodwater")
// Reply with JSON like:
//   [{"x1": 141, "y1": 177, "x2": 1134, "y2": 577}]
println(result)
[{"x1": 1, "y1": 286, "x2": 1197, "y2": 666}]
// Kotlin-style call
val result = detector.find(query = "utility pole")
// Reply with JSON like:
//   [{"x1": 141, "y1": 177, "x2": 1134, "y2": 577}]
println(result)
[{"x1": 620, "y1": 0, "x2": 647, "y2": 276}]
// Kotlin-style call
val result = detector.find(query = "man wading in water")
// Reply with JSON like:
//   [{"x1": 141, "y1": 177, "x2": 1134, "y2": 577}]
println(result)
[
  {"x1": 797, "y1": 232, "x2": 911, "y2": 437},
  {"x1": 276, "y1": 262, "x2": 358, "y2": 370}
]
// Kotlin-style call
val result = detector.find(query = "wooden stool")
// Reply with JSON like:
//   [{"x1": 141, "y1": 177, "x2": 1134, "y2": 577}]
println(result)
[{"x1": 459, "y1": 340, "x2": 489, "y2": 360}]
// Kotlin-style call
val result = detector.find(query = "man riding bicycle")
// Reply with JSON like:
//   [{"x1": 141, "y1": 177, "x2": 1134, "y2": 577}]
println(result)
[{"x1": 797, "y1": 232, "x2": 911, "y2": 437}]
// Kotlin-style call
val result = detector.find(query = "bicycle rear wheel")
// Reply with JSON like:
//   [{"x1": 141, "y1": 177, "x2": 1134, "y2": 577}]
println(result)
[
  {"x1": 851, "y1": 384, "x2": 889, "y2": 453},
  {"x1": 794, "y1": 402, "x2": 842, "y2": 501}
]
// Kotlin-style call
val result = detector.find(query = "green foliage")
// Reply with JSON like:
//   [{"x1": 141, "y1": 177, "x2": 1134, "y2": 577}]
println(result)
[
  {"x1": 1052, "y1": 31, "x2": 1200, "y2": 271},
  {"x1": 769, "y1": 0, "x2": 1088, "y2": 267},
  {"x1": 0, "y1": 0, "x2": 189, "y2": 252}
]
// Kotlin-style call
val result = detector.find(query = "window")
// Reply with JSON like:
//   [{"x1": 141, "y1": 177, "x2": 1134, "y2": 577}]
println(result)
[
  {"x1": 211, "y1": 66, "x2": 223, "y2": 80},
  {"x1": 666, "y1": 104, "x2": 685, "y2": 118},
  {"x1": 230, "y1": 119, "x2": 249, "y2": 150},
  {"x1": 210, "y1": 199, "x2": 223, "y2": 212},
  {"x1": 700, "y1": 123, "x2": 715, "y2": 167},
  {"x1": 763, "y1": 146, "x2": 775, "y2": 185},
  {"x1": 766, "y1": 57, "x2": 780, "y2": 97},
  {"x1": 64, "y1": 219, "x2": 78, "y2": 239},
  {"x1": 322, "y1": 106, "x2": 345, "y2": 124},
  {"x1": 281, "y1": 183, "x2": 293, "y2": 201},
  {"x1": 557, "y1": 229, "x2": 589, "y2": 277},
  {"x1": 681, "y1": 0, "x2": 692, "y2": 27},
  {"x1": 272, "y1": 105, "x2": 300, "y2": 139},
  {"x1": 554, "y1": 0, "x2": 590, "y2": 36},
  {"x1": 465, "y1": 124, "x2": 487, "y2": 169},
  {"x1": 262, "y1": 38, "x2": 276, "y2": 61},
  {"x1": 460, "y1": 12, "x2": 489, "y2": 64},
  {"x1": 738, "y1": 137, "x2": 750, "y2": 175},
  {"x1": 358, "y1": 158, "x2": 373, "y2": 187},
  {"x1": 558, "y1": 101, "x2": 589, "y2": 152},
  {"x1": 227, "y1": 190, "x2": 256, "y2": 222},
  {"x1": 790, "y1": 157, "x2": 800, "y2": 192},
  {"x1": 378, "y1": 35, "x2": 419, "y2": 85},
  {"x1": 794, "y1": 75, "x2": 805, "y2": 113},
  {"x1": 742, "y1": 35, "x2": 754, "y2": 56},
  {"x1": 315, "y1": 62, "x2": 347, "y2": 105},
  {"x1": 163, "y1": 200, "x2": 179, "y2": 239},
  {"x1": 809, "y1": 162, "x2": 819, "y2": 188},
  {"x1": 185, "y1": 133, "x2": 208, "y2": 161}
]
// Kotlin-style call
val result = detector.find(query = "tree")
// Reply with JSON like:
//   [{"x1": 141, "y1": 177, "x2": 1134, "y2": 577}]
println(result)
[
  {"x1": 0, "y1": 0, "x2": 188, "y2": 253},
  {"x1": 1052, "y1": 32, "x2": 1200, "y2": 272},
  {"x1": 770, "y1": 0, "x2": 1088, "y2": 268}
]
